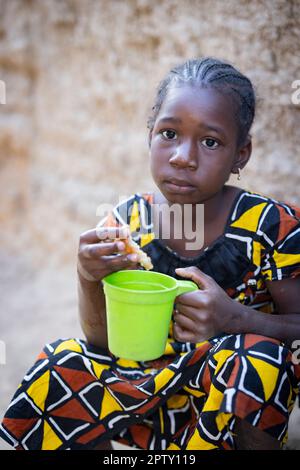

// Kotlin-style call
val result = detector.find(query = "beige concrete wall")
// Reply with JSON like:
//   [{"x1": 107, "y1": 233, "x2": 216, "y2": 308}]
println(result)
[
  {"x1": 1, "y1": 0, "x2": 300, "y2": 261},
  {"x1": 0, "y1": 0, "x2": 299, "y2": 449}
]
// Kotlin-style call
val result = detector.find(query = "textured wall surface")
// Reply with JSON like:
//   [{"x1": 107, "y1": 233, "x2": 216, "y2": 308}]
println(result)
[{"x1": 0, "y1": 0, "x2": 299, "y2": 449}]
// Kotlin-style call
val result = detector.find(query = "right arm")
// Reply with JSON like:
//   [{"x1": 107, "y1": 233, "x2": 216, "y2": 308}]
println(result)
[
  {"x1": 77, "y1": 227, "x2": 139, "y2": 349},
  {"x1": 77, "y1": 275, "x2": 108, "y2": 349}
]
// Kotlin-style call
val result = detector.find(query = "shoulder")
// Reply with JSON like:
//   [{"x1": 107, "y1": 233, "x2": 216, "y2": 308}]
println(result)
[
  {"x1": 226, "y1": 189, "x2": 300, "y2": 281},
  {"x1": 98, "y1": 192, "x2": 153, "y2": 225},
  {"x1": 228, "y1": 188, "x2": 300, "y2": 249},
  {"x1": 113, "y1": 192, "x2": 154, "y2": 228},
  {"x1": 98, "y1": 192, "x2": 155, "y2": 247}
]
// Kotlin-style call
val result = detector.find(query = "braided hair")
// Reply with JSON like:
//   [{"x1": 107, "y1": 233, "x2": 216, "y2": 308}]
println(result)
[{"x1": 147, "y1": 57, "x2": 256, "y2": 147}]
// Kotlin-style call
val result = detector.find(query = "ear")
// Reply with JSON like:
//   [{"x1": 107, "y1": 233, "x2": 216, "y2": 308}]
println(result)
[{"x1": 231, "y1": 135, "x2": 252, "y2": 174}]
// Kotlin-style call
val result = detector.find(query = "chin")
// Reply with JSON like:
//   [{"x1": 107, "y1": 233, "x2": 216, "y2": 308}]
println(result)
[{"x1": 163, "y1": 190, "x2": 201, "y2": 205}]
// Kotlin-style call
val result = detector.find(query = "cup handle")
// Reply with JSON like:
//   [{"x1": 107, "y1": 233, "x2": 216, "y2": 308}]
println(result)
[{"x1": 176, "y1": 280, "x2": 198, "y2": 296}]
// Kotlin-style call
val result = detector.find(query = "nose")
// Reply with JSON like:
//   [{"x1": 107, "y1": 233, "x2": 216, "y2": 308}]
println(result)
[{"x1": 169, "y1": 140, "x2": 198, "y2": 170}]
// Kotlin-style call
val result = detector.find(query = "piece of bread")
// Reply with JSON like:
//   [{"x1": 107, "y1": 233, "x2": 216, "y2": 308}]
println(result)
[
  {"x1": 122, "y1": 235, "x2": 153, "y2": 271},
  {"x1": 100, "y1": 223, "x2": 153, "y2": 270}
]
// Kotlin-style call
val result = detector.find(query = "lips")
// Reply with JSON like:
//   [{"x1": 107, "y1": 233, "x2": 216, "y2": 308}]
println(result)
[
  {"x1": 164, "y1": 178, "x2": 196, "y2": 194},
  {"x1": 166, "y1": 178, "x2": 195, "y2": 187}
]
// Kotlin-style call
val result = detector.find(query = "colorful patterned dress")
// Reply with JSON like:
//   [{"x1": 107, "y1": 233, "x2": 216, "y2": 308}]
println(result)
[{"x1": 1, "y1": 189, "x2": 300, "y2": 450}]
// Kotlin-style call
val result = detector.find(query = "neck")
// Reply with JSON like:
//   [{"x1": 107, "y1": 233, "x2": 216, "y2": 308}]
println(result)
[
  {"x1": 154, "y1": 186, "x2": 229, "y2": 229},
  {"x1": 203, "y1": 187, "x2": 228, "y2": 225}
]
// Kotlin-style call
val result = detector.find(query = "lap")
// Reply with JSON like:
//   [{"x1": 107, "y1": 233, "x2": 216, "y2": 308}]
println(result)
[{"x1": 1, "y1": 334, "x2": 298, "y2": 450}]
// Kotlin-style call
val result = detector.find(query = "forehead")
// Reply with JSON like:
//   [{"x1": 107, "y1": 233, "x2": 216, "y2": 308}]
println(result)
[{"x1": 157, "y1": 85, "x2": 237, "y2": 135}]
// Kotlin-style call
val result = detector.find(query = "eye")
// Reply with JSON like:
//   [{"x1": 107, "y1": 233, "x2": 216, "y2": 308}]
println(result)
[
  {"x1": 161, "y1": 129, "x2": 177, "y2": 140},
  {"x1": 202, "y1": 138, "x2": 219, "y2": 149}
]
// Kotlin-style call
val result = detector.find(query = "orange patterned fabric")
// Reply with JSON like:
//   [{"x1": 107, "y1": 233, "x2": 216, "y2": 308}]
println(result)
[{"x1": 1, "y1": 189, "x2": 300, "y2": 450}]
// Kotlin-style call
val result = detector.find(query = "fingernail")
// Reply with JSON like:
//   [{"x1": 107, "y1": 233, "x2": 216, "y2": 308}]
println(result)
[
  {"x1": 117, "y1": 241, "x2": 125, "y2": 251},
  {"x1": 127, "y1": 254, "x2": 138, "y2": 262}
]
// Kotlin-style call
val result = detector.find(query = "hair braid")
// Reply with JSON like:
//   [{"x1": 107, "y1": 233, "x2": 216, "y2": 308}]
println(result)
[{"x1": 147, "y1": 57, "x2": 256, "y2": 147}]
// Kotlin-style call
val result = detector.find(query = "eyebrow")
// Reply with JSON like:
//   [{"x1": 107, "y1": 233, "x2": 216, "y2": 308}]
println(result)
[
  {"x1": 157, "y1": 116, "x2": 226, "y2": 137},
  {"x1": 157, "y1": 117, "x2": 182, "y2": 125}
]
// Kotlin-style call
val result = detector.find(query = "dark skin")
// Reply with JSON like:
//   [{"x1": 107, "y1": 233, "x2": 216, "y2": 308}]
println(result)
[
  {"x1": 88, "y1": 85, "x2": 298, "y2": 450},
  {"x1": 149, "y1": 85, "x2": 300, "y2": 346},
  {"x1": 148, "y1": 85, "x2": 300, "y2": 449},
  {"x1": 150, "y1": 86, "x2": 250, "y2": 258}
]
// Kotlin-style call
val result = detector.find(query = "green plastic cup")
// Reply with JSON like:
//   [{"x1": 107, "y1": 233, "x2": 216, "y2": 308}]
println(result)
[{"x1": 102, "y1": 270, "x2": 198, "y2": 361}]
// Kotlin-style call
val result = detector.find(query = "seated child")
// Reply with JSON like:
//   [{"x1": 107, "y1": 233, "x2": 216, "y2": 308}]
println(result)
[{"x1": 1, "y1": 57, "x2": 300, "y2": 450}]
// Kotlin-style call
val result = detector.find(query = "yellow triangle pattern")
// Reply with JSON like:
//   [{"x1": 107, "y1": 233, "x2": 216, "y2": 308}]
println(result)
[
  {"x1": 42, "y1": 420, "x2": 63, "y2": 450},
  {"x1": 116, "y1": 358, "x2": 140, "y2": 369},
  {"x1": 143, "y1": 367, "x2": 157, "y2": 375},
  {"x1": 231, "y1": 202, "x2": 267, "y2": 232},
  {"x1": 182, "y1": 385, "x2": 206, "y2": 398},
  {"x1": 262, "y1": 268, "x2": 272, "y2": 281},
  {"x1": 238, "y1": 292, "x2": 246, "y2": 302},
  {"x1": 164, "y1": 339, "x2": 175, "y2": 355},
  {"x1": 212, "y1": 349, "x2": 235, "y2": 375},
  {"x1": 129, "y1": 201, "x2": 140, "y2": 232},
  {"x1": 257, "y1": 278, "x2": 265, "y2": 289},
  {"x1": 186, "y1": 426, "x2": 218, "y2": 450},
  {"x1": 272, "y1": 251, "x2": 300, "y2": 269},
  {"x1": 154, "y1": 368, "x2": 175, "y2": 394},
  {"x1": 140, "y1": 232, "x2": 155, "y2": 248},
  {"x1": 216, "y1": 411, "x2": 233, "y2": 433},
  {"x1": 167, "y1": 443, "x2": 181, "y2": 450},
  {"x1": 99, "y1": 388, "x2": 123, "y2": 419},
  {"x1": 195, "y1": 340, "x2": 210, "y2": 349},
  {"x1": 90, "y1": 360, "x2": 110, "y2": 379},
  {"x1": 252, "y1": 240, "x2": 263, "y2": 266},
  {"x1": 247, "y1": 356, "x2": 279, "y2": 401},
  {"x1": 202, "y1": 383, "x2": 224, "y2": 412},
  {"x1": 26, "y1": 370, "x2": 50, "y2": 412},
  {"x1": 166, "y1": 394, "x2": 189, "y2": 410},
  {"x1": 54, "y1": 339, "x2": 83, "y2": 355}
]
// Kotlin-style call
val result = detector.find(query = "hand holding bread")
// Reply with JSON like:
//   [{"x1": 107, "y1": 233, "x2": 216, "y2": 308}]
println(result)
[{"x1": 77, "y1": 225, "x2": 153, "y2": 285}]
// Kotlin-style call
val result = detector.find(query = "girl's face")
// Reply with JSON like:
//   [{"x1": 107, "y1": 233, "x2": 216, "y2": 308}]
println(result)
[{"x1": 149, "y1": 85, "x2": 248, "y2": 205}]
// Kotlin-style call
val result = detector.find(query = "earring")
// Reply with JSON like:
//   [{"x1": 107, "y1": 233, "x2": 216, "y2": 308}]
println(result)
[{"x1": 237, "y1": 168, "x2": 241, "y2": 180}]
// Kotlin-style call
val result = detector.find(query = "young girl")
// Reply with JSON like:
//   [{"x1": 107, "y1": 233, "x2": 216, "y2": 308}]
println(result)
[{"x1": 1, "y1": 57, "x2": 300, "y2": 451}]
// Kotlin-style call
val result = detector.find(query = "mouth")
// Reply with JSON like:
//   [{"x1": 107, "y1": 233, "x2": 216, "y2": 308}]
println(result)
[{"x1": 164, "y1": 178, "x2": 196, "y2": 194}]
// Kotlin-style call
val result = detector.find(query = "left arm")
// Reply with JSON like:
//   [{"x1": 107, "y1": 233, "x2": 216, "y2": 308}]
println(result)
[
  {"x1": 237, "y1": 277, "x2": 300, "y2": 346},
  {"x1": 174, "y1": 267, "x2": 300, "y2": 347}
]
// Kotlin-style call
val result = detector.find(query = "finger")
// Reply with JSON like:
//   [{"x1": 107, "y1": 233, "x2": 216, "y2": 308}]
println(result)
[
  {"x1": 173, "y1": 309, "x2": 196, "y2": 331},
  {"x1": 175, "y1": 290, "x2": 210, "y2": 308},
  {"x1": 83, "y1": 241, "x2": 125, "y2": 259},
  {"x1": 103, "y1": 252, "x2": 139, "y2": 263},
  {"x1": 175, "y1": 266, "x2": 213, "y2": 290},
  {"x1": 105, "y1": 253, "x2": 139, "y2": 268},
  {"x1": 173, "y1": 323, "x2": 195, "y2": 343},
  {"x1": 175, "y1": 290, "x2": 205, "y2": 307},
  {"x1": 80, "y1": 226, "x2": 129, "y2": 244},
  {"x1": 173, "y1": 322, "x2": 209, "y2": 344},
  {"x1": 176, "y1": 303, "x2": 209, "y2": 323},
  {"x1": 126, "y1": 263, "x2": 142, "y2": 270},
  {"x1": 95, "y1": 225, "x2": 130, "y2": 240}
]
